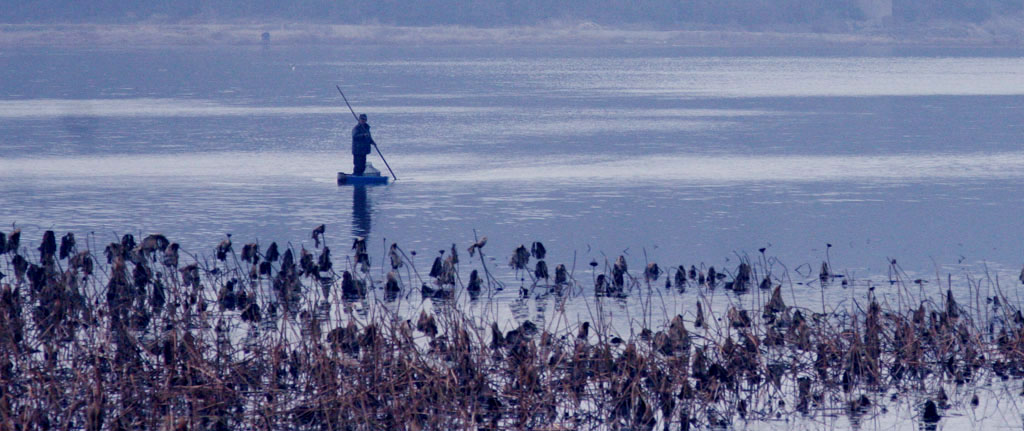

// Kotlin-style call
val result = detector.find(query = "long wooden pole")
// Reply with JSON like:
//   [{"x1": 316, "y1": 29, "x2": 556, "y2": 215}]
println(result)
[{"x1": 336, "y1": 85, "x2": 397, "y2": 180}]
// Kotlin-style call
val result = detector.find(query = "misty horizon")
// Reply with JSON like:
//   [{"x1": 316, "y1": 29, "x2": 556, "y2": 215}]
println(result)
[{"x1": 3, "y1": 0, "x2": 1022, "y2": 31}]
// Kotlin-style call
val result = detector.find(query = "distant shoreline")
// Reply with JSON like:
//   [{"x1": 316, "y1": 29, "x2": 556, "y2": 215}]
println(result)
[{"x1": 0, "y1": 22, "x2": 1021, "y2": 48}]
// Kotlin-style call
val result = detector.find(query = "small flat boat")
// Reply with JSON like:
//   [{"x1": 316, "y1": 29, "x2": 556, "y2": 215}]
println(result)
[{"x1": 337, "y1": 172, "x2": 388, "y2": 185}]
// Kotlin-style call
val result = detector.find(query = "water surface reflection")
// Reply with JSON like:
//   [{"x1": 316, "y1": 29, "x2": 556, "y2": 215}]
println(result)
[{"x1": 351, "y1": 185, "x2": 372, "y2": 239}]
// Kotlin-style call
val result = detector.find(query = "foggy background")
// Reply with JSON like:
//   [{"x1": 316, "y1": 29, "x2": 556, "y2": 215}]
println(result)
[{"x1": 2, "y1": 0, "x2": 1022, "y2": 33}]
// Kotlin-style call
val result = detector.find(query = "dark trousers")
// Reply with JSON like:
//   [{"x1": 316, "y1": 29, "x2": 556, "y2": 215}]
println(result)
[{"x1": 353, "y1": 153, "x2": 367, "y2": 175}]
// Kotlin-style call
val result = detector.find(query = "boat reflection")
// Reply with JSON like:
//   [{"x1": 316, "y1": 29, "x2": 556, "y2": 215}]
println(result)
[{"x1": 352, "y1": 185, "x2": 371, "y2": 239}]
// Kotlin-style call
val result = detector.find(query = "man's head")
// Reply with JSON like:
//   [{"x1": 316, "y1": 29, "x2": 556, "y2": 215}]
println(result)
[{"x1": 358, "y1": 113, "x2": 368, "y2": 124}]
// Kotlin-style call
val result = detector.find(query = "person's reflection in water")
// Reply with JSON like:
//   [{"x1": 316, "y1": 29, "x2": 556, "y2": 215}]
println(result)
[{"x1": 352, "y1": 185, "x2": 372, "y2": 239}]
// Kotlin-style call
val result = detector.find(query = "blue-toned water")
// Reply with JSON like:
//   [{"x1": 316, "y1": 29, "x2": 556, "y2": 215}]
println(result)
[{"x1": 2, "y1": 45, "x2": 1023, "y2": 280}]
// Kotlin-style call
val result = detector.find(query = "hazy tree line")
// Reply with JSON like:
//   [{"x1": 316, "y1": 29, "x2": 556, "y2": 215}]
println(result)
[
  {"x1": 895, "y1": 0, "x2": 1022, "y2": 23},
  {"x1": 2, "y1": 0, "x2": 1021, "y2": 27}
]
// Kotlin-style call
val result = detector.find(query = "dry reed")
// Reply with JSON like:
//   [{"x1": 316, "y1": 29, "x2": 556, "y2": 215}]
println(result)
[{"x1": 0, "y1": 228, "x2": 1022, "y2": 430}]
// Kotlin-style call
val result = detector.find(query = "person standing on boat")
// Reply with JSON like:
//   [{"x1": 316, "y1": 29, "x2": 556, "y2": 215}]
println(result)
[{"x1": 351, "y1": 113, "x2": 374, "y2": 175}]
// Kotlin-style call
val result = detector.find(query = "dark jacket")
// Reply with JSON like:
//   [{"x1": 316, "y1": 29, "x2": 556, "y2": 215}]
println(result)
[{"x1": 352, "y1": 123, "x2": 373, "y2": 156}]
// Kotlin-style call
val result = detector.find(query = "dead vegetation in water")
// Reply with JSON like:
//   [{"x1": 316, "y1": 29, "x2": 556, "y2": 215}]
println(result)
[{"x1": 1, "y1": 227, "x2": 1024, "y2": 429}]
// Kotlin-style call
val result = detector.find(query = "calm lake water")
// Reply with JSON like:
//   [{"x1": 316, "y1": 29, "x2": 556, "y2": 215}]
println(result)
[
  {"x1": 3, "y1": 43, "x2": 1024, "y2": 429},
  {"x1": 2, "y1": 45, "x2": 1024, "y2": 280}
]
